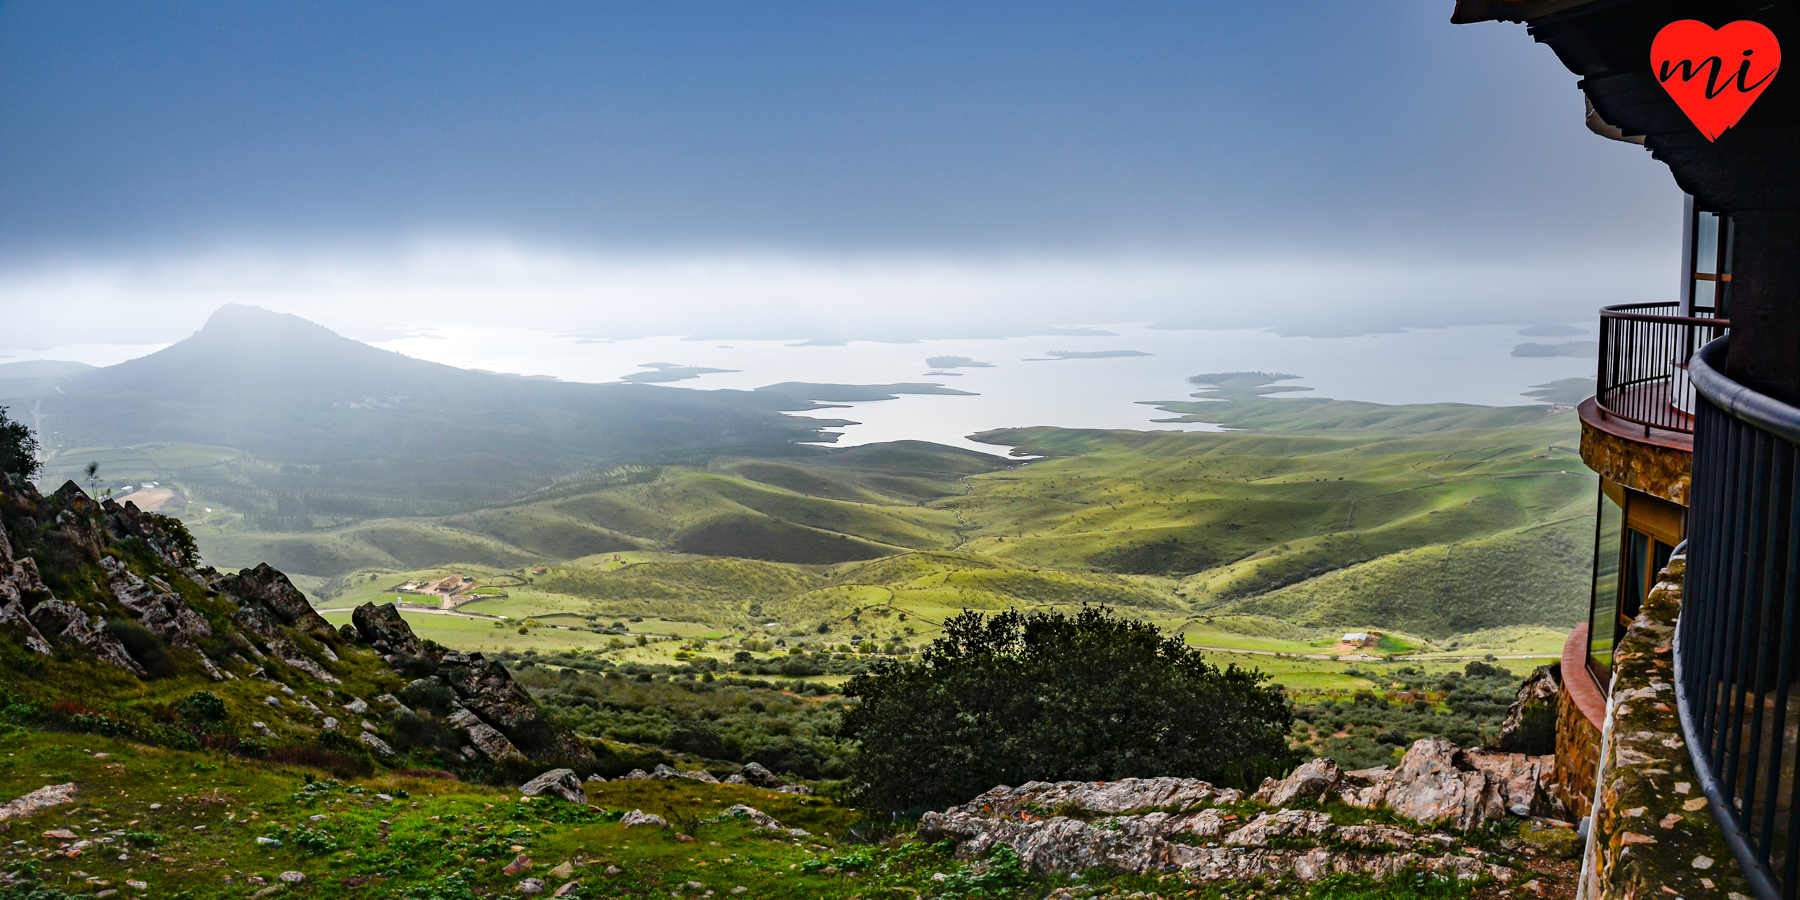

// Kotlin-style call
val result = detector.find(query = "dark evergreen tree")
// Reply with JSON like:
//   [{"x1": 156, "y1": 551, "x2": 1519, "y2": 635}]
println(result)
[
  {"x1": 839, "y1": 605, "x2": 1296, "y2": 812},
  {"x1": 0, "y1": 407, "x2": 40, "y2": 480}
]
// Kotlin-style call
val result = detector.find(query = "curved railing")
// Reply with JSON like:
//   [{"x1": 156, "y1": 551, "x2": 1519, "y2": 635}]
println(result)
[
  {"x1": 1597, "y1": 302, "x2": 1729, "y2": 435},
  {"x1": 1675, "y1": 336, "x2": 1800, "y2": 900}
]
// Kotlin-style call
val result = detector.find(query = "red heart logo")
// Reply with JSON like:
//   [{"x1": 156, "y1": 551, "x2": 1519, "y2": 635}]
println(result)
[{"x1": 1652, "y1": 20, "x2": 1781, "y2": 141}]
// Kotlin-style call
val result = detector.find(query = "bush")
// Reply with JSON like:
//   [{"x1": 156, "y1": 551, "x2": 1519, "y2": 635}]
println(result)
[
  {"x1": 839, "y1": 605, "x2": 1295, "y2": 812},
  {"x1": 399, "y1": 680, "x2": 458, "y2": 715},
  {"x1": 270, "y1": 744, "x2": 372, "y2": 778},
  {"x1": 665, "y1": 722, "x2": 736, "y2": 761},
  {"x1": 178, "y1": 691, "x2": 228, "y2": 723},
  {"x1": 1513, "y1": 699, "x2": 1558, "y2": 756},
  {"x1": 388, "y1": 710, "x2": 457, "y2": 753},
  {"x1": 103, "y1": 620, "x2": 175, "y2": 678}
]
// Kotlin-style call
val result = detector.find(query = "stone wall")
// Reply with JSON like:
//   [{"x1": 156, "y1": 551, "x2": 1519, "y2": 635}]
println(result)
[
  {"x1": 1554, "y1": 626, "x2": 1604, "y2": 820},
  {"x1": 1555, "y1": 676, "x2": 1602, "y2": 820},
  {"x1": 1577, "y1": 556, "x2": 1753, "y2": 900},
  {"x1": 1577, "y1": 405, "x2": 1692, "y2": 505}
]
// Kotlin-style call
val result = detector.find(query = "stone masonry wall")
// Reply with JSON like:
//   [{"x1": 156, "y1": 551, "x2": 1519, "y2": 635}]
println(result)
[
  {"x1": 1577, "y1": 556, "x2": 1752, "y2": 900},
  {"x1": 1555, "y1": 675, "x2": 1602, "y2": 820}
]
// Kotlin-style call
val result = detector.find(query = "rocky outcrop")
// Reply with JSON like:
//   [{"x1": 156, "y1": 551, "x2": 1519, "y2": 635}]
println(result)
[
  {"x1": 1494, "y1": 664, "x2": 1560, "y2": 753},
  {"x1": 620, "y1": 810, "x2": 667, "y2": 828},
  {"x1": 919, "y1": 777, "x2": 1509, "y2": 883},
  {"x1": 26, "y1": 599, "x2": 144, "y2": 675},
  {"x1": 924, "y1": 740, "x2": 1557, "y2": 883},
  {"x1": 436, "y1": 649, "x2": 594, "y2": 765},
  {"x1": 0, "y1": 783, "x2": 79, "y2": 821},
  {"x1": 0, "y1": 524, "x2": 53, "y2": 655},
  {"x1": 351, "y1": 602, "x2": 430, "y2": 658},
  {"x1": 100, "y1": 556, "x2": 212, "y2": 649},
  {"x1": 218, "y1": 564, "x2": 337, "y2": 641},
  {"x1": 520, "y1": 769, "x2": 588, "y2": 805},
  {"x1": 1251, "y1": 738, "x2": 1554, "y2": 829},
  {"x1": 339, "y1": 606, "x2": 592, "y2": 767},
  {"x1": 266, "y1": 638, "x2": 341, "y2": 684}
]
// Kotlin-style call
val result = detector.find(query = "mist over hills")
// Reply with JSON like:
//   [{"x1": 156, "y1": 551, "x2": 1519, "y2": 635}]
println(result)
[{"x1": 7, "y1": 305, "x2": 841, "y2": 520}]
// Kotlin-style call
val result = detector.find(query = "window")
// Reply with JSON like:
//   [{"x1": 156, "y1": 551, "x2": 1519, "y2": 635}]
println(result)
[
  {"x1": 1588, "y1": 487, "x2": 1624, "y2": 687},
  {"x1": 1588, "y1": 484, "x2": 1683, "y2": 692},
  {"x1": 1683, "y1": 197, "x2": 1734, "y2": 319}
]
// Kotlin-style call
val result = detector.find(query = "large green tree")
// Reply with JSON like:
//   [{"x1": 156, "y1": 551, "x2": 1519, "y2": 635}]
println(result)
[
  {"x1": 0, "y1": 407, "x2": 40, "y2": 480},
  {"x1": 839, "y1": 605, "x2": 1296, "y2": 813}
]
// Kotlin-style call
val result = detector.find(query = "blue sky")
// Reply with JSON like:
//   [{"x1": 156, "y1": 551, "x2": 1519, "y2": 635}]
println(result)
[{"x1": 0, "y1": 1, "x2": 1681, "y2": 346}]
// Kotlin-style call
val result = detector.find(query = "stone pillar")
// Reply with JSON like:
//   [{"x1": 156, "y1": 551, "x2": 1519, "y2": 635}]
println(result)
[{"x1": 1724, "y1": 208, "x2": 1800, "y2": 406}]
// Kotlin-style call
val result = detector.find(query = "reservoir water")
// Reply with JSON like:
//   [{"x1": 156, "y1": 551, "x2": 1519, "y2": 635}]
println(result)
[{"x1": 368, "y1": 322, "x2": 1595, "y2": 455}]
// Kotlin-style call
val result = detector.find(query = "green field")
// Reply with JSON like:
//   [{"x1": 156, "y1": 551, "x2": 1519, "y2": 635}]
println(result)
[{"x1": 99, "y1": 379, "x2": 1594, "y2": 679}]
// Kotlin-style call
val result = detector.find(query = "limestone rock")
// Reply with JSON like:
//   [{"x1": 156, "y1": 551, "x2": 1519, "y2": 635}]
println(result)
[
  {"x1": 218, "y1": 564, "x2": 338, "y2": 641},
  {"x1": 1253, "y1": 758, "x2": 1354, "y2": 807},
  {"x1": 267, "y1": 638, "x2": 341, "y2": 684},
  {"x1": 620, "y1": 809, "x2": 667, "y2": 828},
  {"x1": 1494, "y1": 665, "x2": 1562, "y2": 753},
  {"x1": 520, "y1": 769, "x2": 588, "y2": 805},
  {"x1": 722, "y1": 805, "x2": 786, "y2": 832},
  {"x1": 350, "y1": 603, "x2": 430, "y2": 658},
  {"x1": 1464, "y1": 749, "x2": 1554, "y2": 818},
  {"x1": 681, "y1": 769, "x2": 720, "y2": 784},
  {"x1": 735, "y1": 762, "x2": 783, "y2": 788},
  {"x1": 28, "y1": 601, "x2": 144, "y2": 675},
  {"x1": 359, "y1": 732, "x2": 397, "y2": 757},
  {"x1": 919, "y1": 772, "x2": 1515, "y2": 883},
  {"x1": 438, "y1": 654, "x2": 594, "y2": 764},
  {"x1": 0, "y1": 783, "x2": 79, "y2": 820},
  {"x1": 100, "y1": 555, "x2": 212, "y2": 648},
  {"x1": 1356, "y1": 739, "x2": 1507, "y2": 831}
]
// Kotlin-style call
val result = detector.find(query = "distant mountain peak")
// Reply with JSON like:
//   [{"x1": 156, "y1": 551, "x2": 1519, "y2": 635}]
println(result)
[{"x1": 198, "y1": 303, "x2": 352, "y2": 344}]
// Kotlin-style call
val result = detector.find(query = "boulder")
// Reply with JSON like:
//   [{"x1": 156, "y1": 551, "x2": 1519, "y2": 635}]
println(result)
[
  {"x1": 1494, "y1": 665, "x2": 1561, "y2": 753},
  {"x1": 447, "y1": 707, "x2": 529, "y2": 764},
  {"x1": 439, "y1": 656, "x2": 594, "y2": 764},
  {"x1": 918, "y1": 774, "x2": 1513, "y2": 883},
  {"x1": 1464, "y1": 749, "x2": 1555, "y2": 817},
  {"x1": 27, "y1": 601, "x2": 144, "y2": 675},
  {"x1": 351, "y1": 603, "x2": 431, "y2": 658},
  {"x1": 735, "y1": 762, "x2": 783, "y2": 788},
  {"x1": 1252, "y1": 758, "x2": 1353, "y2": 807},
  {"x1": 100, "y1": 555, "x2": 212, "y2": 649},
  {"x1": 680, "y1": 770, "x2": 719, "y2": 784},
  {"x1": 620, "y1": 809, "x2": 667, "y2": 828},
  {"x1": 219, "y1": 564, "x2": 338, "y2": 641},
  {"x1": 1357, "y1": 738, "x2": 1507, "y2": 831},
  {"x1": 0, "y1": 783, "x2": 79, "y2": 821},
  {"x1": 722, "y1": 805, "x2": 786, "y2": 833},
  {"x1": 266, "y1": 638, "x2": 341, "y2": 684},
  {"x1": 359, "y1": 733, "x2": 398, "y2": 757},
  {"x1": 520, "y1": 769, "x2": 588, "y2": 805}
]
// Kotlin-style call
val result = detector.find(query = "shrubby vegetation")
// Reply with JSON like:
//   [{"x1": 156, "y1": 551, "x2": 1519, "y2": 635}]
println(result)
[
  {"x1": 508, "y1": 653, "x2": 856, "y2": 780},
  {"x1": 839, "y1": 606, "x2": 1295, "y2": 812},
  {"x1": 1291, "y1": 660, "x2": 1527, "y2": 769}
]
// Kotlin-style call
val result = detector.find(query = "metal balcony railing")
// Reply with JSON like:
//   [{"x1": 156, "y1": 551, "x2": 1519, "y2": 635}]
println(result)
[
  {"x1": 1676, "y1": 336, "x2": 1800, "y2": 900},
  {"x1": 1597, "y1": 302, "x2": 1730, "y2": 435}
]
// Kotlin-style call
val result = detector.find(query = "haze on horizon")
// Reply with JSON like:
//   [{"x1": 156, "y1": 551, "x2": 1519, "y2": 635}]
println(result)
[{"x1": 1, "y1": 1, "x2": 1679, "y2": 352}]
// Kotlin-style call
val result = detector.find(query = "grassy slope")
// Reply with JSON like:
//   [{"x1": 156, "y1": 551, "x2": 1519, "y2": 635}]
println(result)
[
  {"x1": 172, "y1": 384, "x2": 1591, "y2": 666},
  {"x1": 0, "y1": 726, "x2": 1519, "y2": 900}
]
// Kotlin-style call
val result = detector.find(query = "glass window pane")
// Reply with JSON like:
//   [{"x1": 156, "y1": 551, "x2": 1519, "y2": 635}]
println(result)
[
  {"x1": 1589, "y1": 489, "x2": 1625, "y2": 685},
  {"x1": 1695, "y1": 212, "x2": 1720, "y2": 275},
  {"x1": 1622, "y1": 529, "x2": 1649, "y2": 627}
]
